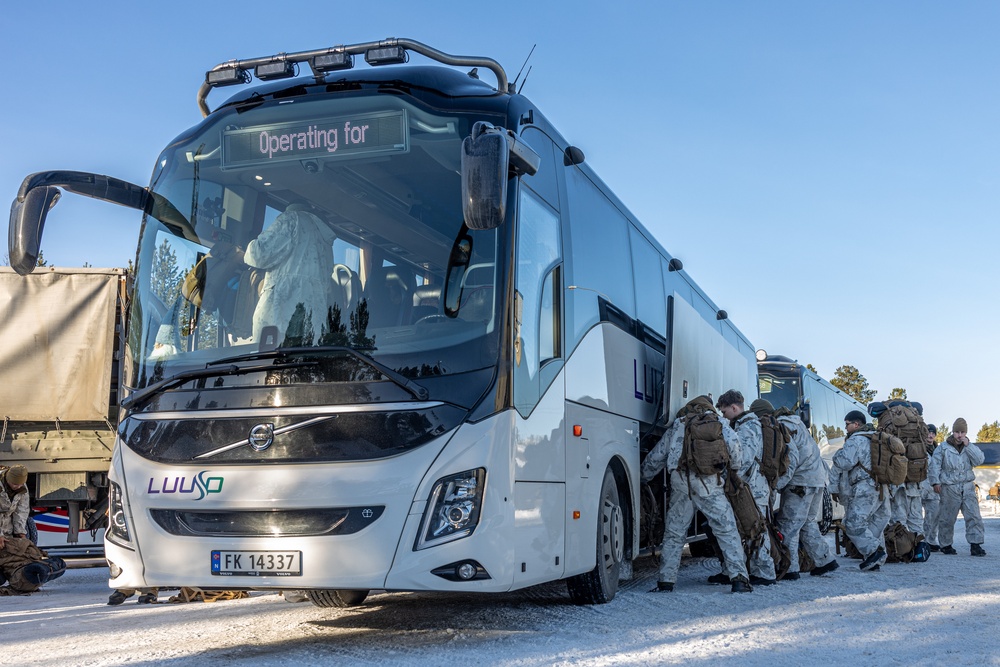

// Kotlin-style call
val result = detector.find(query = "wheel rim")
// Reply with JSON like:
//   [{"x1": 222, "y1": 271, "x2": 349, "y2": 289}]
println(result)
[{"x1": 602, "y1": 496, "x2": 624, "y2": 567}]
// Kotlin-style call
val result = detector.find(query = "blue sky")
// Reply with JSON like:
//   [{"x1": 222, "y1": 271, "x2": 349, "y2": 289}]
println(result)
[{"x1": 2, "y1": 2, "x2": 998, "y2": 435}]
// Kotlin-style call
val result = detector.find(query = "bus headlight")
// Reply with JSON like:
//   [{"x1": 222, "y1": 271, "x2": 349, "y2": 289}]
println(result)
[
  {"x1": 415, "y1": 468, "x2": 485, "y2": 550},
  {"x1": 107, "y1": 482, "x2": 132, "y2": 544}
]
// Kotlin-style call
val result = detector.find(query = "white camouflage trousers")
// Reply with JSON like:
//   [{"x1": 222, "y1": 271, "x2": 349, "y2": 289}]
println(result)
[
  {"x1": 844, "y1": 485, "x2": 890, "y2": 557},
  {"x1": 890, "y1": 486, "x2": 924, "y2": 534},
  {"x1": 778, "y1": 487, "x2": 834, "y2": 573},
  {"x1": 937, "y1": 482, "x2": 985, "y2": 547},
  {"x1": 748, "y1": 492, "x2": 777, "y2": 580},
  {"x1": 922, "y1": 495, "x2": 941, "y2": 546},
  {"x1": 658, "y1": 470, "x2": 748, "y2": 584}
]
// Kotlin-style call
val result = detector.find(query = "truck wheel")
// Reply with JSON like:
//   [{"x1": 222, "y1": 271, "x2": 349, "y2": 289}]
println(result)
[
  {"x1": 308, "y1": 589, "x2": 369, "y2": 608},
  {"x1": 567, "y1": 468, "x2": 623, "y2": 605},
  {"x1": 27, "y1": 517, "x2": 38, "y2": 545}
]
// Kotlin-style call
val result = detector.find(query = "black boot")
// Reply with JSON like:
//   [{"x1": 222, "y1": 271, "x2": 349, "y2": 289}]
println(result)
[
  {"x1": 749, "y1": 576, "x2": 776, "y2": 586},
  {"x1": 730, "y1": 576, "x2": 753, "y2": 593},
  {"x1": 811, "y1": 559, "x2": 840, "y2": 576},
  {"x1": 649, "y1": 581, "x2": 674, "y2": 592},
  {"x1": 971, "y1": 543, "x2": 987, "y2": 557},
  {"x1": 940, "y1": 545, "x2": 958, "y2": 555},
  {"x1": 108, "y1": 590, "x2": 130, "y2": 605},
  {"x1": 860, "y1": 546, "x2": 886, "y2": 571},
  {"x1": 706, "y1": 573, "x2": 730, "y2": 585}
]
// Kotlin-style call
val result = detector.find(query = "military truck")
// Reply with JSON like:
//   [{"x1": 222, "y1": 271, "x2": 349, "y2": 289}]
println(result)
[{"x1": 0, "y1": 267, "x2": 126, "y2": 555}]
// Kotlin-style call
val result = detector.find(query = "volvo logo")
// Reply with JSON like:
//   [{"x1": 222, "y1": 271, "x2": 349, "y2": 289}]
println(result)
[{"x1": 248, "y1": 423, "x2": 275, "y2": 451}]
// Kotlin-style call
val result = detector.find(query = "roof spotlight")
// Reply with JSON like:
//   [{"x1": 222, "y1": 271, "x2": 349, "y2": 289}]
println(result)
[
  {"x1": 205, "y1": 65, "x2": 250, "y2": 87},
  {"x1": 254, "y1": 59, "x2": 297, "y2": 81},
  {"x1": 310, "y1": 51, "x2": 354, "y2": 75},
  {"x1": 365, "y1": 46, "x2": 407, "y2": 66}
]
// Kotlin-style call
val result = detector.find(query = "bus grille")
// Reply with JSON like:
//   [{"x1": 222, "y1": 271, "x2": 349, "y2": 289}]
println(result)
[{"x1": 149, "y1": 506, "x2": 385, "y2": 537}]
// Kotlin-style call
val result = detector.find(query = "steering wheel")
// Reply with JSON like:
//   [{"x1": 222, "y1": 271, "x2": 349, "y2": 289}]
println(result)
[{"x1": 415, "y1": 314, "x2": 452, "y2": 325}]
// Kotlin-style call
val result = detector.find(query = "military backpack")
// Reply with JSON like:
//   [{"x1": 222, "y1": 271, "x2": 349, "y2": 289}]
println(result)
[
  {"x1": 877, "y1": 403, "x2": 929, "y2": 484},
  {"x1": 757, "y1": 414, "x2": 791, "y2": 489},
  {"x1": 723, "y1": 472, "x2": 766, "y2": 548},
  {"x1": 862, "y1": 431, "x2": 908, "y2": 486},
  {"x1": 681, "y1": 411, "x2": 731, "y2": 477},
  {"x1": 883, "y1": 521, "x2": 927, "y2": 563}
]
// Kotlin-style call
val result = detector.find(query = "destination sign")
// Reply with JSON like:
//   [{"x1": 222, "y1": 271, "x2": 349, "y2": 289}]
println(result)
[{"x1": 221, "y1": 110, "x2": 408, "y2": 170}]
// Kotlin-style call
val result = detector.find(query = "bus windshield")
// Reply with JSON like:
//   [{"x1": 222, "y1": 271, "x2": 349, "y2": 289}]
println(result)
[
  {"x1": 127, "y1": 93, "x2": 503, "y2": 395},
  {"x1": 758, "y1": 369, "x2": 800, "y2": 411}
]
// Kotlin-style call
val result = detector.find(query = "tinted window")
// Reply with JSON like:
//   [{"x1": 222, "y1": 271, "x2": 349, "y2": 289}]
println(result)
[
  {"x1": 565, "y1": 167, "x2": 635, "y2": 346},
  {"x1": 630, "y1": 226, "x2": 666, "y2": 336},
  {"x1": 520, "y1": 127, "x2": 560, "y2": 210},
  {"x1": 514, "y1": 188, "x2": 562, "y2": 415}
]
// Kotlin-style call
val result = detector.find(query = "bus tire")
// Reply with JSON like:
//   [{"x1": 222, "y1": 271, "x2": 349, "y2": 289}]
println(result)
[
  {"x1": 818, "y1": 489, "x2": 833, "y2": 535},
  {"x1": 566, "y1": 468, "x2": 623, "y2": 605},
  {"x1": 308, "y1": 589, "x2": 369, "y2": 608},
  {"x1": 27, "y1": 516, "x2": 38, "y2": 546}
]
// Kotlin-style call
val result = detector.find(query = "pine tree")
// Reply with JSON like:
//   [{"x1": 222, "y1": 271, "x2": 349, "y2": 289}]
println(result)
[
  {"x1": 150, "y1": 239, "x2": 182, "y2": 305},
  {"x1": 830, "y1": 365, "x2": 877, "y2": 404},
  {"x1": 887, "y1": 388, "x2": 907, "y2": 400},
  {"x1": 977, "y1": 421, "x2": 1000, "y2": 443}
]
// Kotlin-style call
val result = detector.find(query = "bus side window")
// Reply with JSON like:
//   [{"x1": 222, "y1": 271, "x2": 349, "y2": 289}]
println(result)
[
  {"x1": 514, "y1": 187, "x2": 562, "y2": 416},
  {"x1": 519, "y1": 127, "x2": 560, "y2": 210},
  {"x1": 539, "y1": 265, "x2": 561, "y2": 364}
]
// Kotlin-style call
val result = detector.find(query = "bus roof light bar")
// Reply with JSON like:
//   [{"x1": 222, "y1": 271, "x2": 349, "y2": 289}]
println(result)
[{"x1": 198, "y1": 38, "x2": 510, "y2": 117}]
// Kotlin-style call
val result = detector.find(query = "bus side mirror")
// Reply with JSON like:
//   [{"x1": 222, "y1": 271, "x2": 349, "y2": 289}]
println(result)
[
  {"x1": 9, "y1": 171, "x2": 157, "y2": 276},
  {"x1": 461, "y1": 122, "x2": 509, "y2": 231},
  {"x1": 8, "y1": 185, "x2": 61, "y2": 275}
]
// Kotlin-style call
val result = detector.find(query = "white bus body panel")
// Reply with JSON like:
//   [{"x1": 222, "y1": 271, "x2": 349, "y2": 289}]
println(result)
[
  {"x1": 108, "y1": 416, "x2": 521, "y2": 592},
  {"x1": 563, "y1": 324, "x2": 642, "y2": 575},
  {"x1": 667, "y1": 294, "x2": 755, "y2": 417}
]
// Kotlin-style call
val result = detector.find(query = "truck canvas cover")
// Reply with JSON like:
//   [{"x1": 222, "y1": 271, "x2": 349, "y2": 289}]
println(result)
[{"x1": 0, "y1": 267, "x2": 120, "y2": 422}]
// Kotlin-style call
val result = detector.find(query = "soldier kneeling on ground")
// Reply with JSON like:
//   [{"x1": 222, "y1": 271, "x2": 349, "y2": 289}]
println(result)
[{"x1": 0, "y1": 536, "x2": 66, "y2": 596}]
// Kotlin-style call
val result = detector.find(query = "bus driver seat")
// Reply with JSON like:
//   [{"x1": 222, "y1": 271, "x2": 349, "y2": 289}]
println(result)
[
  {"x1": 363, "y1": 265, "x2": 414, "y2": 328},
  {"x1": 331, "y1": 264, "x2": 361, "y2": 314}
]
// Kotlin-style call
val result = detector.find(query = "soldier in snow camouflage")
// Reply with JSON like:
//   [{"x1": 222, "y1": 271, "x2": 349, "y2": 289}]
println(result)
[
  {"x1": 919, "y1": 424, "x2": 942, "y2": 550},
  {"x1": 770, "y1": 405, "x2": 838, "y2": 578},
  {"x1": 831, "y1": 411, "x2": 890, "y2": 571},
  {"x1": 641, "y1": 395, "x2": 752, "y2": 593},
  {"x1": 930, "y1": 418, "x2": 986, "y2": 556},
  {"x1": 716, "y1": 390, "x2": 777, "y2": 585}
]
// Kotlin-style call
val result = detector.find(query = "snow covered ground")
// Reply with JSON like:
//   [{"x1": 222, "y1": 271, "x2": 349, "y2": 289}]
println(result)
[{"x1": 5, "y1": 510, "x2": 1000, "y2": 667}]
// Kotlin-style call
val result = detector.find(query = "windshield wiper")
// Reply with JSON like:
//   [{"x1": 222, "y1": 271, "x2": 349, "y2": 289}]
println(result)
[
  {"x1": 121, "y1": 360, "x2": 318, "y2": 411},
  {"x1": 207, "y1": 346, "x2": 430, "y2": 401}
]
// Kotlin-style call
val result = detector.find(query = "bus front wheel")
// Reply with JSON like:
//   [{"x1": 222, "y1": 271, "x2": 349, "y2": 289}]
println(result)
[
  {"x1": 309, "y1": 589, "x2": 369, "y2": 608},
  {"x1": 567, "y1": 468, "x2": 623, "y2": 605}
]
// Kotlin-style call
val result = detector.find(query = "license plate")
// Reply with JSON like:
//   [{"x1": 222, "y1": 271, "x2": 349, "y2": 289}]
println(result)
[{"x1": 211, "y1": 550, "x2": 302, "y2": 576}]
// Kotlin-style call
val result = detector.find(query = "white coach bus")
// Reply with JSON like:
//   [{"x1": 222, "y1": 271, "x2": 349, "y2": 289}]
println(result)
[{"x1": 8, "y1": 38, "x2": 756, "y2": 606}]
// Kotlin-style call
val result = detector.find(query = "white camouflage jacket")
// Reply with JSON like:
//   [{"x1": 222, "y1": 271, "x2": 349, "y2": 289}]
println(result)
[
  {"x1": 0, "y1": 478, "x2": 29, "y2": 537},
  {"x1": 732, "y1": 411, "x2": 770, "y2": 500},
  {"x1": 928, "y1": 437, "x2": 984, "y2": 486},
  {"x1": 640, "y1": 413, "x2": 743, "y2": 482},
  {"x1": 775, "y1": 414, "x2": 827, "y2": 489},
  {"x1": 831, "y1": 427, "x2": 880, "y2": 492}
]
